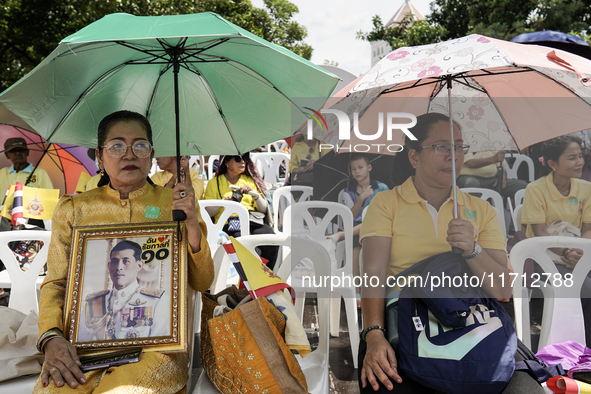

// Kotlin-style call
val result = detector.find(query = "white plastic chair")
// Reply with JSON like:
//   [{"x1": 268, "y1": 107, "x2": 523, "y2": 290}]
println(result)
[
  {"x1": 514, "y1": 205, "x2": 524, "y2": 233},
  {"x1": 284, "y1": 201, "x2": 359, "y2": 368},
  {"x1": 189, "y1": 154, "x2": 206, "y2": 180},
  {"x1": 0, "y1": 230, "x2": 51, "y2": 313},
  {"x1": 198, "y1": 200, "x2": 250, "y2": 257},
  {"x1": 461, "y1": 188, "x2": 507, "y2": 238},
  {"x1": 272, "y1": 186, "x2": 314, "y2": 233},
  {"x1": 515, "y1": 188, "x2": 526, "y2": 207},
  {"x1": 266, "y1": 139, "x2": 289, "y2": 153},
  {"x1": 510, "y1": 236, "x2": 591, "y2": 349},
  {"x1": 193, "y1": 236, "x2": 331, "y2": 394},
  {"x1": 503, "y1": 153, "x2": 535, "y2": 182},
  {"x1": 250, "y1": 152, "x2": 290, "y2": 187},
  {"x1": 0, "y1": 230, "x2": 51, "y2": 393},
  {"x1": 206, "y1": 155, "x2": 219, "y2": 180}
]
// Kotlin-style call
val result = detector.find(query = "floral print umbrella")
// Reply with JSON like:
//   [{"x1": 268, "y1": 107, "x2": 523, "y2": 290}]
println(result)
[{"x1": 314, "y1": 34, "x2": 591, "y2": 155}]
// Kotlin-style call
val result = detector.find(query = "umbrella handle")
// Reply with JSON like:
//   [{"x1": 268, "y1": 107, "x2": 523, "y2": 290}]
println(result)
[{"x1": 173, "y1": 209, "x2": 187, "y2": 222}]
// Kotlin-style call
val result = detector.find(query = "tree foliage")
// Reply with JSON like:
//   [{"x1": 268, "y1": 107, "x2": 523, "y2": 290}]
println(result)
[
  {"x1": 358, "y1": 0, "x2": 591, "y2": 52},
  {"x1": 0, "y1": 0, "x2": 312, "y2": 90}
]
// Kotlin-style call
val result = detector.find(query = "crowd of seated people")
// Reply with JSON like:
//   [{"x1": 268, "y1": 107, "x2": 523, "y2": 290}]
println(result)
[{"x1": 3, "y1": 108, "x2": 591, "y2": 393}]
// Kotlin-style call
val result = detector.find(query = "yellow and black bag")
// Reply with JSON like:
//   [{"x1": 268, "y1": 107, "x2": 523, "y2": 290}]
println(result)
[{"x1": 200, "y1": 286, "x2": 308, "y2": 394}]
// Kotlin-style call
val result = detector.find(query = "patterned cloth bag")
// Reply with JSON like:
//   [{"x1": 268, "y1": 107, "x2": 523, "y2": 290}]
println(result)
[{"x1": 200, "y1": 286, "x2": 308, "y2": 394}]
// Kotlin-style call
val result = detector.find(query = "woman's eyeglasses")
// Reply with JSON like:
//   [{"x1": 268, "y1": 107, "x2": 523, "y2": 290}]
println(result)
[
  {"x1": 103, "y1": 139, "x2": 153, "y2": 159},
  {"x1": 420, "y1": 144, "x2": 470, "y2": 155},
  {"x1": 230, "y1": 154, "x2": 250, "y2": 163}
]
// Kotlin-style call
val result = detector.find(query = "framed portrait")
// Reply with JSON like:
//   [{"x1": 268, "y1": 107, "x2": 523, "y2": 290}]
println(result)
[{"x1": 64, "y1": 222, "x2": 188, "y2": 353}]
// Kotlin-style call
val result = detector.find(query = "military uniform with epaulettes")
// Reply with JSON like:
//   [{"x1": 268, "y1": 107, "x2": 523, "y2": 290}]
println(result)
[{"x1": 80, "y1": 280, "x2": 170, "y2": 341}]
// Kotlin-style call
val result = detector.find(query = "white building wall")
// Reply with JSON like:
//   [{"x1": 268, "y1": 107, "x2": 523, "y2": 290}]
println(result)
[{"x1": 370, "y1": 40, "x2": 393, "y2": 67}]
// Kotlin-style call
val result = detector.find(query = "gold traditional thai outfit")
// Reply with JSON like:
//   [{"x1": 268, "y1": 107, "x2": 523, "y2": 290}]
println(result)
[{"x1": 34, "y1": 183, "x2": 214, "y2": 393}]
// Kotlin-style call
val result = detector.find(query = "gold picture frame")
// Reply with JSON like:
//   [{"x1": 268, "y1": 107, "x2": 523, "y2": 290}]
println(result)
[{"x1": 63, "y1": 222, "x2": 188, "y2": 353}]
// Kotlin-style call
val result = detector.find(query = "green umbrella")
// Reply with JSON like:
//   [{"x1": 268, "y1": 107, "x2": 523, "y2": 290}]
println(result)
[{"x1": 0, "y1": 12, "x2": 338, "y2": 158}]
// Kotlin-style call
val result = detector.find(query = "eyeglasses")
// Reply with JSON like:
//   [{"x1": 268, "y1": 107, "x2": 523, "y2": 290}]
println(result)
[
  {"x1": 420, "y1": 144, "x2": 470, "y2": 155},
  {"x1": 230, "y1": 154, "x2": 250, "y2": 163},
  {"x1": 103, "y1": 139, "x2": 153, "y2": 159}
]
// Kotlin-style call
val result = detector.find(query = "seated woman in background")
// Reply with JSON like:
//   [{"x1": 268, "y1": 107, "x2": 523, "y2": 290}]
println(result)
[
  {"x1": 359, "y1": 113, "x2": 540, "y2": 393},
  {"x1": 152, "y1": 155, "x2": 205, "y2": 200},
  {"x1": 521, "y1": 135, "x2": 591, "y2": 345},
  {"x1": 204, "y1": 153, "x2": 278, "y2": 269}
]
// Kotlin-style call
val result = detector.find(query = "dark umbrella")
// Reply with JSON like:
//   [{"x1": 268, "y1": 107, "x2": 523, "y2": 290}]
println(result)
[{"x1": 511, "y1": 30, "x2": 591, "y2": 60}]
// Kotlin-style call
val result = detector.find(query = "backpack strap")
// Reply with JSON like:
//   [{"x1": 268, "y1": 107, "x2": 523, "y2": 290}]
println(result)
[{"x1": 514, "y1": 339, "x2": 565, "y2": 383}]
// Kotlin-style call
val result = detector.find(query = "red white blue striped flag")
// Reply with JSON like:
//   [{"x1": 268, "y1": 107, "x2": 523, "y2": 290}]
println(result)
[{"x1": 11, "y1": 182, "x2": 26, "y2": 226}]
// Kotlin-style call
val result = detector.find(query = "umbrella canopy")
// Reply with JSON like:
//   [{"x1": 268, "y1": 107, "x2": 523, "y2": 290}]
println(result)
[
  {"x1": 0, "y1": 12, "x2": 339, "y2": 157},
  {"x1": 511, "y1": 31, "x2": 591, "y2": 60},
  {"x1": 311, "y1": 34, "x2": 591, "y2": 155},
  {"x1": 313, "y1": 151, "x2": 395, "y2": 202},
  {"x1": 0, "y1": 125, "x2": 95, "y2": 195}
]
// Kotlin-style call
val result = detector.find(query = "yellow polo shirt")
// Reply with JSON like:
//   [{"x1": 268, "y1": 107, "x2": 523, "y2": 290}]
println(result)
[
  {"x1": 521, "y1": 172, "x2": 591, "y2": 237},
  {"x1": 151, "y1": 168, "x2": 205, "y2": 200},
  {"x1": 290, "y1": 140, "x2": 325, "y2": 172},
  {"x1": 204, "y1": 174, "x2": 259, "y2": 223},
  {"x1": 0, "y1": 163, "x2": 54, "y2": 196},
  {"x1": 460, "y1": 151, "x2": 499, "y2": 178},
  {"x1": 360, "y1": 177, "x2": 506, "y2": 278}
]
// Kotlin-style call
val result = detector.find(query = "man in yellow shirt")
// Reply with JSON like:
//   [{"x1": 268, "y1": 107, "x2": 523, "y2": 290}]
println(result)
[
  {"x1": 457, "y1": 150, "x2": 526, "y2": 203},
  {"x1": 0, "y1": 138, "x2": 54, "y2": 197}
]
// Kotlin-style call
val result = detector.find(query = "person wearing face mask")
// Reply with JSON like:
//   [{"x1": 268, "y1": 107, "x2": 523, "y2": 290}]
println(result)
[
  {"x1": 0, "y1": 137, "x2": 54, "y2": 198},
  {"x1": 34, "y1": 110, "x2": 213, "y2": 393}
]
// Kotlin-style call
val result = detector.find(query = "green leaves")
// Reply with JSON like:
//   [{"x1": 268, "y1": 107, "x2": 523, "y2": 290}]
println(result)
[
  {"x1": 0, "y1": 0, "x2": 312, "y2": 91},
  {"x1": 358, "y1": 0, "x2": 591, "y2": 52}
]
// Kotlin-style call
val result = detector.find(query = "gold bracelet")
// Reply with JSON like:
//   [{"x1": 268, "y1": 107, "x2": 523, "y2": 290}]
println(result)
[{"x1": 37, "y1": 328, "x2": 64, "y2": 353}]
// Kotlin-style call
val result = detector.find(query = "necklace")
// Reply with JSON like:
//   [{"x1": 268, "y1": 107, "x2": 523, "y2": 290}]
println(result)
[{"x1": 105, "y1": 286, "x2": 140, "y2": 339}]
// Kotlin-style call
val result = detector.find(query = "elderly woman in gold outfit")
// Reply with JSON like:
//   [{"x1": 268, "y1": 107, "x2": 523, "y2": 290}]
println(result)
[{"x1": 34, "y1": 110, "x2": 214, "y2": 393}]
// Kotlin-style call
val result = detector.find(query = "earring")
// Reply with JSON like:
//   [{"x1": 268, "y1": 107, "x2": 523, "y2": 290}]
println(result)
[{"x1": 100, "y1": 169, "x2": 105, "y2": 177}]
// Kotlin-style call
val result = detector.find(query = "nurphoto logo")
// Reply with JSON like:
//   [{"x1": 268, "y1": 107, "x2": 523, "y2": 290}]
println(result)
[{"x1": 304, "y1": 108, "x2": 417, "y2": 153}]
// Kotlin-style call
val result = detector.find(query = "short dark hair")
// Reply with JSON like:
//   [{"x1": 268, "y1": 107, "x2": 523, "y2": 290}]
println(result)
[
  {"x1": 540, "y1": 135, "x2": 583, "y2": 175},
  {"x1": 97, "y1": 110, "x2": 153, "y2": 149},
  {"x1": 110, "y1": 240, "x2": 142, "y2": 262},
  {"x1": 350, "y1": 153, "x2": 370, "y2": 165}
]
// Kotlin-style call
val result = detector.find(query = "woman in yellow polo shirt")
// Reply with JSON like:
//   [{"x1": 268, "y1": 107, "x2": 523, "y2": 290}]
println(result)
[
  {"x1": 358, "y1": 113, "x2": 539, "y2": 393},
  {"x1": 521, "y1": 135, "x2": 591, "y2": 346},
  {"x1": 204, "y1": 153, "x2": 278, "y2": 268}
]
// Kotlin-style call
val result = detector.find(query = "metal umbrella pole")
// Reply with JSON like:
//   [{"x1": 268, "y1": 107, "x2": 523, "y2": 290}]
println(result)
[
  {"x1": 447, "y1": 76, "x2": 463, "y2": 254},
  {"x1": 170, "y1": 45, "x2": 186, "y2": 222}
]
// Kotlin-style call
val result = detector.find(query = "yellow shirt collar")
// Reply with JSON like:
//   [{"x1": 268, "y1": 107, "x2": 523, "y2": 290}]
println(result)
[
  {"x1": 106, "y1": 181, "x2": 151, "y2": 200},
  {"x1": 545, "y1": 172, "x2": 580, "y2": 201},
  {"x1": 398, "y1": 177, "x2": 467, "y2": 206}
]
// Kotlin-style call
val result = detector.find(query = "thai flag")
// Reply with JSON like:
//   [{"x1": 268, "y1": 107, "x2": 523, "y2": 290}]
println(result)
[
  {"x1": 11, "y1": 182, "x2": 26, "y2": 226},
  {"x1": 221, "y1": 238, "x2": 258, "y2": 299}
]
